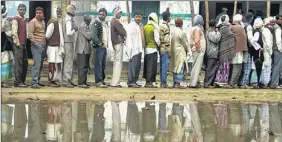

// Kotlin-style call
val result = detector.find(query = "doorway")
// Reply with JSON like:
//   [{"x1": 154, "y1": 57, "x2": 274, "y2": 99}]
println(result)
[
  {"x1": 132, "y1": 1, "x2": 160, "y2": 25},
  {"x1": 271, "y1": 3, "x2": 280, "y2": 17},
  {"x1": 29, "y1": 1, "x2": 51, "y2": 23}
]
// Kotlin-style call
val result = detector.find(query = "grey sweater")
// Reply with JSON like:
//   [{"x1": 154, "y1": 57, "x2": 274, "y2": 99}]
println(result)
[{"x1": 206, "y1": 28, "x2": 221, "y2": 59}]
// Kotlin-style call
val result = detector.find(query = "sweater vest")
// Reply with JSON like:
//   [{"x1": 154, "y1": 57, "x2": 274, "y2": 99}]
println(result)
[
  {"x1": 144, "y1": 24, "x2": 157, "y2": 48},
  {"x1": 47, "y1": 20, "x2": 60, "y2": 46},
  {"x1": 14, "y1": 16, "x2": 27, "y2": 45}
]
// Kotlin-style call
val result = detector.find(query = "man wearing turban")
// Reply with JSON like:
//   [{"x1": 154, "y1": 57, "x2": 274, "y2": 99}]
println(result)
[
  {"x1": 228, "y1": 14, "x2": 248, "y2": 88},
  {"x1": 45, "y1": 7, "x2": 64, "y2": 87},
  {"x1": 62, "y1": 4, "x2": 78, "y2": 88},
  {"x1": 110, "y1": 6, "x2": 126, "y2": 87}
]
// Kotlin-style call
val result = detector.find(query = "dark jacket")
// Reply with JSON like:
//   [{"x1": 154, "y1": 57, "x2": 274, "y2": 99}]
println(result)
[
  {"x1": 91, "y1": 19, "x2": 103, "y2": 47},
  {"x1": 110, "y1": 18, "x2": 126, "y2": 45}
]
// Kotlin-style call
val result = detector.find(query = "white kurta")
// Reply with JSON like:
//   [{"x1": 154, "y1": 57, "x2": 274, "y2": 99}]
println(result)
[
  {"x1": 125, "y1": 21, "x2": 142, "y2": 59},
  {"x1": 45, "y1": 20, "x2": 64, "y2": 63}
]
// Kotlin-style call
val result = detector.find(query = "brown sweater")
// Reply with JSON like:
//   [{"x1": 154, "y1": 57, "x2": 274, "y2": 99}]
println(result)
[
  {"x1": 110, "y1": 18, "x2": 126, "y2": 45},
  {"x1": 28, "y1": 18, "x2": 46, "y2": 45},
  {"x1": 229, "y1": 24, "x2": 248, "y2": 52}
]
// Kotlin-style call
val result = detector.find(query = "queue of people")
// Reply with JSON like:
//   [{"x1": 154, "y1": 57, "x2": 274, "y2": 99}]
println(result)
[{"x1": 1, "y1": 4, "x2": 282, "y2": 89}]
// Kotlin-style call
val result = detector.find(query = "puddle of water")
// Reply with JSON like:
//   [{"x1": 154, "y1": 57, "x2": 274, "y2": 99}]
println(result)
[{"x1": 2, "y1": 101, "x2": 282, "y2": 142}]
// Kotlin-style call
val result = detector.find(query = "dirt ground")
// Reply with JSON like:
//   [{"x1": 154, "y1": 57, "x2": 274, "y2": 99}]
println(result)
[{"x1": 2, "y1": 87, "x2": 282, "y2": 103}]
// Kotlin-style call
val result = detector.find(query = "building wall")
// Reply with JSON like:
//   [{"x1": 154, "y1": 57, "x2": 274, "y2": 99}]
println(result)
[{"x1": 65, "y1": 1, "x2": 199, "y2": 62}]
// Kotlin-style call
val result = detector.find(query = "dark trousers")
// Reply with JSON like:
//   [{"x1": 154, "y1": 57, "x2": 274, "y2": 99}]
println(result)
[
  {"x1": 77, "y1": 52, "x2": 90, "y2": 85},
  {"x1": 128, "y1": 53, "x2": 142, "y2": 85},
  {"x1": 228, "y1": 64, "x2": 242, "y2": 86},
  {"x1": 254, "y1": 58, "x2": 263, "y2": 84},
  {"x1": 31, "y1": 43, "x2": 46, "y2": 85},
  {"x1": 143, "y1": 52, "x2": 158, "y2": 82},
  {"x1": 94, "y1": 47, "x2": 107, "y2": 83},
  {"x1": 270, "y1": 51, "x2": 282, "y2": 86},
  {"x1": 204, "y1": 58, "x2": 219, "y2": 87},
  {"x1": 12, "y1": 44, "x2": 28, "y2": 84}
]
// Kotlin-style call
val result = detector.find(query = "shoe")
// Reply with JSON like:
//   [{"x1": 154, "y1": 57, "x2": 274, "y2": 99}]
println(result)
[
  {"x1": 95, "y1": 82, "x2": 108, "y2": 88},
  {"x1": 144, "y1": 83, "x2": 157, "y2": 88},
  {"x1": 14, "y1": 83, "x2": 28, "y2": 88},
  {"x1": 173, "y1": 83, "x2": 185, "y2": 89},
  {"x1": 62, "y1": 84, "x2": 74, "y2": 88},
  {"x1": 1, "y1": 83, "x2": 11, "y2": 88},
  {"x1": 48, "y1": 82, "x2": 60, "y2": 87},
  {"x1": 204, "y1": 85, "x2": 215, "y2": 88},
  {"x1": 31, "y1": 84, "x2": 41, "y2": 89},
  {"x1": 259, "y1": 85, "x2": 268, "y2": 89},
  {"x1": 135, "y1": 83, "x2": 142, "y2": 87},
  {"x1": 161, "y1": 84, "x2": 168, "y2": 88},
  {"x1": 78, "y1": 84, "x2": 90, "y2": 88},
  {"x1": 70, "y1": 82, "x2": 77, "y2": 86},
  {"x1": 270, "y1": 85, "x2": 282, "y2": 89},
  {"x1": 128, "y1": 83, "x2": 141, "y2": 88},
  {"x1": 102, "y1": 81, "x2": 109, "y2": 86},
  {"x1": 240, "y1": 85, "x2": 252, "y2": 89},
  {"x1": 111, "y1": 85, "x2": 122, "y2": 88},
  {"x1": 39, "y1": 83, "x2": 46, "y2": 87}
]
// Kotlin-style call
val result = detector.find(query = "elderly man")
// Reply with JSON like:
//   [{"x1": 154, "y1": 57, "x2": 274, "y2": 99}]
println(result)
[
  {"x1": 216, "y1": 7, "x2": 228, "y2": 23},
  {"x1": 62, "y1": 4, "x2": 78, "y2": 88},
  {"x1": 143, "y1": 12, "x2": 160, "y2": 88},
  {"x1": 75, "y1": 15, "x2": 92, "y2": 88},
  {"x1": 12, "y1": 4, "x2": 28, "y2": 87},
  {"x1": 28, "y1": 7, "x2": 46, "y2": 89},
  {"x1": 110, "y1": 7, "x2": 126, "y2": 88},
  {"x1": 228, "y1": 14, "x2": 248, "y2": 88},
  {"x1": 269, "y1": 15, "x2": 282, "y2": 89},
  {"x1": 92, "y1": 8, "x2": 109, "y2": 88},
  {"x1": 125, "y1": 12, "x2": 144, "y2": 88},
  {"x1": 45, "y1": 7, "x2": 64, "y2": 87}
]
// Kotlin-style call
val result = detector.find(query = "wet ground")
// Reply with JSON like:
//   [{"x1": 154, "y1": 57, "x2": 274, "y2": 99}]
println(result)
[{"x1": 2, "y1": 100, "x2": 282, "y2": 142}]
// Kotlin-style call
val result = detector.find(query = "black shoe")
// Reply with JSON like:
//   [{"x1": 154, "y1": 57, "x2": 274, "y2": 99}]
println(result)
[
  {"x1": 78, "y1": 84, "x2": 90, "y2": 88},
  {"x1": 49, "y1": 82, "x2": 60, "y2": 87},
  {"x1": 135, "y1": 83, "x2": 142, "y2": 87},
  {"x1": 70, "y1": 82, "x2": 77, "y2": 86},
  {"x1": 15, "y1": 83, "x2": 28, "y2": 88},
  {"x1": 31, "y1": 84, "x2": 41, "y2": 89},
  {"x1": 39, "y1": 83, "x2": 46, "y2": 87},
  {"x1": 95, "y1": 82, "x2": 108, "y2": 88},
  {"x1": 62, "y1": 84, "x2": 74, "y2": 88},
  {"x1": 102, "y1": 81, "x2": 109, "y2": 86},
  {"x1": 128, "y1": 83, "x2": 141, "y2": 88},
  {"x1": 145, "y1": 83, "x2": 157, "y2": 88}
]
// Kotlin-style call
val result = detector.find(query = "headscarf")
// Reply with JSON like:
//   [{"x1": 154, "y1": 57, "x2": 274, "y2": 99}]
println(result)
[
  {"x1": 217, "y1": 14, "x2": 229, "y2": 27},
  {"x1": 66, "y1": 4, "x2": 76, "y2": 16},
  {"x1": 147, "y1": 12, "x2": 159, "y2": 29},
  {"x1": 1, "y1": 5, "x2": 7, "y2": 18},
  {"x1": 264, "y1": 17, "x2": 275, "y2": 25},
  {"x1": 193, "y1": 15, "x2": 204, "y2": 32},
  {"x1": 56, "y1": 7, "x2": 62, "y2": 13},
  {"x1": 175, "y1": 18, "x2": 183, "y2": 27},
  {"x1": 253, "y1": 17, "x2": 263, "y2": 30},
  {"x1": 112, "y1": 6, "x2": 122, "y2": 18}
]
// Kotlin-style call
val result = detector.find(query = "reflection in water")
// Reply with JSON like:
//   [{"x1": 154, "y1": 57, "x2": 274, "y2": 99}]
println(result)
[{"x1": 1, "y1": 101, "x2": 282, "y2": 142}]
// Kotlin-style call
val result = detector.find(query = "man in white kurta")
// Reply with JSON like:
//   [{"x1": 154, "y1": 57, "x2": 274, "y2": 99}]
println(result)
[
  {"x1": 45, "y1": 7, "x2": 64, "y2": 87},
  {"x1": 125, "y1": 12, "x2": 144, "y2": 88}
]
